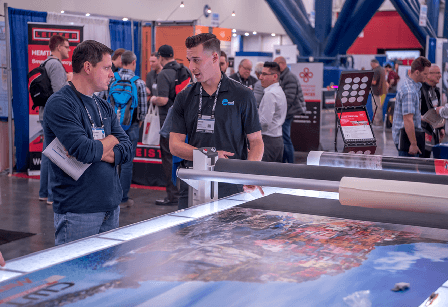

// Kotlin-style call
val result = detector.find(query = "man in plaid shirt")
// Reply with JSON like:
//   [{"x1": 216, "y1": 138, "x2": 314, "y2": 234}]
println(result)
[
  {"x1": 392, "y1": 56, "x2": 431, "y2": 157},
  {"x1": 109, "y1": 50, "x2": 148, "y2": 208}
]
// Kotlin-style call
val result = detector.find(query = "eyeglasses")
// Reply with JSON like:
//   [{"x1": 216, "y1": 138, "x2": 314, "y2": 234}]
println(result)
[
  {"x1": 429, "y1": 72, "x2": 441, "y2": 75},
  {"x1": 260, "y1": 72, "x2": 275, "y2": 76},
  {"x1": 241, "y1": 66, "x2": 252, "y2": 71}
]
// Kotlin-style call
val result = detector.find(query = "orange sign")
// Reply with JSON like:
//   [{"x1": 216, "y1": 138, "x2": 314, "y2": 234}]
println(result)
[
  {"x1": 212, "y1": 27, "x2": 232, "y2": 42},
  {"x1": 195, "y1": 25, "x2": 209, "y2": 35}
]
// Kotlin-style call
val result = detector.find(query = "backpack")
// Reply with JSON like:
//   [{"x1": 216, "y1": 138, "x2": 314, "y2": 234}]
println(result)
[
  {"x1": 165, "y1": 63, "x2": 192, "y2": 100},
  {"x1": 108, "y1": 72, "x2": 139, "y2": 131},
  {"x1": 27, "y1": 58, "x2": 55, "y2": 110}
]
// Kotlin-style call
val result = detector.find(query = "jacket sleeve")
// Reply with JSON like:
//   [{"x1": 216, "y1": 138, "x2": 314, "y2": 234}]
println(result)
[
  {"x1": 296, "y1": 78, "x2": 306, "y2": 114},
  {"x1": 282, "y1": 75, "x2": 298, "y2": 111}
]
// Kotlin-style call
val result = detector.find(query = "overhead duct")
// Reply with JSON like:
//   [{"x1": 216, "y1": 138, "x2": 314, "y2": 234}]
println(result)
[
  {"x1": 315, "y1": 0, "x2": 333, "y2": 43},
  {"x1": 325, "y1": 0, "x2": 384, "y2": 56},
  {"x1": 323, "y1": 0, "x2": 361, "y2": 56},
  {"x1": 265, "y1": 0, "x2": 318, "y2": 56},
  {"x1": 389, "y1": 0, "x2": 437, "y2": 46},
  {"x1": 426, "y1": 0, "x2": 440, "y2": 34}
]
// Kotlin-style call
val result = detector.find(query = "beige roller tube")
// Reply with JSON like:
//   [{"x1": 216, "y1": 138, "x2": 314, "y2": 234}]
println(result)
[{"x1": 339, "y1": 177, "x2": 448, "y2": 215}]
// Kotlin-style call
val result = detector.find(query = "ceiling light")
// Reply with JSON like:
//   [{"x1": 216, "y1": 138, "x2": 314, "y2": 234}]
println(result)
[
  {"x1": 271, "y1": 33, "x2": 276, "y2": 36},
  {"x1": 86, "y1": 13, "x2": 90, "y2": 16},
  {"x1": 180, "y1": 1, "x2": 184, "y2": 7},
  {"x1": 232, "y1": 33, "x2": 237, "y2": 37},
  {"x1": 122, "y1": 17, "x2": 128, "y2": 21},
  {"x1": 232, "y1": 11, "x2": 236, "y2": 17},
  {"x1": 232, "y1": 29, "x2": 236, "y2": 33},
  {"x1": 245, "y1": 32, "x2": 249, "y2": 36},
  {"x1": 253, "y1": 31, "x2": 257, "y2": 35},
  {"x1": 207, "y1": 8, "x2": 212, "y2": 14},
  {"x1": 61, "y1": 10, "x2": 65, "y2": 14}
]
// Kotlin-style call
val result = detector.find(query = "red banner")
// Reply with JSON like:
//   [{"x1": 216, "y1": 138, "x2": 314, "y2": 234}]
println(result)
[{"x1": 28, "y1": 23, "x2": 83, "y2": 173}]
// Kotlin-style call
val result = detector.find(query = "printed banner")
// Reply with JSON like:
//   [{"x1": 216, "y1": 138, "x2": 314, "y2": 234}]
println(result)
[
  {"x1": 27, "y1": 23, "x2": 83, "y2": 174},
  {"x1": 289, "y1": 63, "x2": 323, "y2": 152}
]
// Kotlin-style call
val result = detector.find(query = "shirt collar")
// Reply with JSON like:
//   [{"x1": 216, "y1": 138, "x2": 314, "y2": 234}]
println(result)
[
  {"x1": 194, "y1": 72, "x2": 230, "y2": 96},
  {"x1": 406, "y1": 75, "x2": 422, "y2": 90},
  {"x1": 120, "y1": 68, "x2": 135, "y2": 76},
  {"x1": 265, "y1": 82, "x2": 279, "y2": 91}
]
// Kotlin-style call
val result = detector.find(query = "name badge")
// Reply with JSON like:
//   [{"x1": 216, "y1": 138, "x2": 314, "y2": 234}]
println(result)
[
  {"x1": 196, "y1": 115, "x2": 215, "y2": 134},
  {"x1": 432, "y1": 98, "x2": 439, "y2": 107},
  {"x1": 92, "y1": 127, "x2": 105, "y2": 140}
]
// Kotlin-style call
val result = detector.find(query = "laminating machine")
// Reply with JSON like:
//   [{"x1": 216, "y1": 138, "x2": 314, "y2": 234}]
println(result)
[{"x1": 1, "y1": 149, "x2": 448, "y2": 306}]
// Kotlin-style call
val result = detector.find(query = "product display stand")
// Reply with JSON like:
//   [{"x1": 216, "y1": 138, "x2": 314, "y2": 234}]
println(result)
[{"x1": 334, "y1": 71, "x2": 377, "y2": 154}]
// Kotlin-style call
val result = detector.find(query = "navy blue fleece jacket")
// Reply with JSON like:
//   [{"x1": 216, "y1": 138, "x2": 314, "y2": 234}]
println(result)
[{"x1": 43, "y1": 85, "x2": 132, "y2": 214}]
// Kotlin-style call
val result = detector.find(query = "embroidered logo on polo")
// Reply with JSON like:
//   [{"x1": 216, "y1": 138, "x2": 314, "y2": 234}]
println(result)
[{"x1": 222, "y1": 99, "x2": 234, "y2": 106}]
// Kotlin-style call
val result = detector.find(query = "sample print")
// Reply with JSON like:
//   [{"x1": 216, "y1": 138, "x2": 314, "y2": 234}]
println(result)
[{"x1": 1, "y1": 207, "x2": 447, "y2": 306}]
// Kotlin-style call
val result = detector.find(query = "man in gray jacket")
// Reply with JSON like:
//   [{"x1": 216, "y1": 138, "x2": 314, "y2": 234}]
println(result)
[
  {"x1": 274, "y1": 56, "x2": 305, "y2": 163},
  {"x1": 39, "y1": 35, "x2": 70, "y2": 206}
]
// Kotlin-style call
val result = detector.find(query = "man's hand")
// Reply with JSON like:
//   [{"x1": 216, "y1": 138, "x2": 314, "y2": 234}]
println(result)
[
  {"x1": 217, "y1": 151, "x2": 234, "y2": 159},
  {"x1": 0, "y1": 251, "x2": 5, "y2": 267},
  {"x1": 436, "y1": 106, "x2": 443, "y2": 115},
  {"x1": 100, "y1": 135, "x2": 119, "y2": 162},
  {"x1": 440, "y1": 129, "x2": 446, "y2": 141},
  {"x1": 409, "y1": 143, "x2": 421, "y2": 156},
  {"x1": 146, "y1": 87, "x2": 151, "y2": 95},
  {"x1": 139, "y1": 120, "x2": 144, "y2": 128}
]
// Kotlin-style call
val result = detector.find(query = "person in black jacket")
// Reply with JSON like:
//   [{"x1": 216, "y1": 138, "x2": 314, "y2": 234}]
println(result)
[
  {"x1": 229, "y1": 59, "x2": 258, "y2": 89},
  {"x1": 421, "y1": 64, "x2": 444, "y2": 157},
  {"x1": 274, "y1": 56, "x2": 305, "y2": 163}
]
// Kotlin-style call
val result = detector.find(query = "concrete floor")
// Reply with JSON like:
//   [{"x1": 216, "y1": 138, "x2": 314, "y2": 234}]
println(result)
[{"x1": 0, "y1": 110, "x2": 400, "y2": 262}]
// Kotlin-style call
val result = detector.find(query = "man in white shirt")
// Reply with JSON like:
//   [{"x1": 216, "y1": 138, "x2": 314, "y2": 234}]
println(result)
[{"x1": 258, "y1": 62, "x2": 287, "y2": 162}]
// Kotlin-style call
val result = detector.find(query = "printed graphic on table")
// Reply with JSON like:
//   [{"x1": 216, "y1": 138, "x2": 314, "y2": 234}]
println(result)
[
  {"x1": 1, "y1": 207, "x2": 448, "y2": 306},
  {"x1": 338, "y1": 110, "x2": 374, "y2": 141},
  {"x1": 27, "y1": 23, "x2": 83, "y2": 173}
]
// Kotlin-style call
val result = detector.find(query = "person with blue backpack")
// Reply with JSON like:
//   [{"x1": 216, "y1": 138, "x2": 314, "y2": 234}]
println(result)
[{"x1": 108, "y1": 50, "x2": 148, "y2": 208}]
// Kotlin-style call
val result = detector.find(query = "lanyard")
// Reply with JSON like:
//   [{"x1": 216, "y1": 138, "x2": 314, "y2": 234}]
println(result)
[
  {"x1": 69, "y1": 81, "x2": 104, "y2": 128},
  {"x1": 428, "y1": 88, "x2": 437, "y2": 101},
  {"x1": 198, "y1": 78, "x2": 222, "y2": 120},
  {"x1": 237, "y1": 72, "x2": 248, "y2": 86}
]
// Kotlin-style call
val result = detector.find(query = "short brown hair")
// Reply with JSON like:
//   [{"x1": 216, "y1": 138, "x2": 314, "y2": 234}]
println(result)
[
  {"x1": 220, "y1": 51, "x2": 227, "y2": 62},
  {"x1": 112, "y1": 48, "x2": 126, "y2": 61},
  {"x1": 411, "y1": 56, "x2": 431, "y2": 73},
  {"x1": 72, "y1": 40, "x2": 113, "y2": 74},
  {"x1": 49, "y1": 35, "x2": 68, "y2": 52},
  {"x1": 185, "y1": 33, "x2": 220, "y2": 54},
  {"x1": 150, "y1": 52, "x2": 159, "y2": 58}
]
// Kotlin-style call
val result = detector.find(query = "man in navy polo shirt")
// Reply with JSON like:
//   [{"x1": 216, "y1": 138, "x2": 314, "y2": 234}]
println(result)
[{"x1": 170, "y1": 33, "x2": 264, "y2": 210}]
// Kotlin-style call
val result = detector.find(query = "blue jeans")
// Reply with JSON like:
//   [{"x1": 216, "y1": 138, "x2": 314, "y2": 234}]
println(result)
[
  {"x1": 120, "y1": 122, "x2": 139, "y2": 202},
  {"x1": 39, "y1": 138, "x2": 53, "y2": 202},
  {"x1": 54, "y1": 207, "x2": 120, "y2": 246},
  {"x1": 282, "y1": 118, "x2": 295, "y2": 163}
]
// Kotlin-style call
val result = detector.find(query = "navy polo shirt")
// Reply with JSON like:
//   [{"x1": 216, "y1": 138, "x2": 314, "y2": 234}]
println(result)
[{"x1": 171, "y1": 73, "x2": 261, "y2": 161}]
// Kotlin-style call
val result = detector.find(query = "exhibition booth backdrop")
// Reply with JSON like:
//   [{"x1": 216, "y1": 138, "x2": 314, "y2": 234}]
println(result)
[{"x1": 7, "y1": 7, "x2": 231, "y2": 188}]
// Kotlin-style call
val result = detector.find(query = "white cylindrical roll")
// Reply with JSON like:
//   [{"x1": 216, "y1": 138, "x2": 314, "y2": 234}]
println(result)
[
  {"x1": 339, "y1": 177, "x2": 448, "y2": 215},
  {"x1": 307, "y1": 151, "x2": 324, "y2": 166}
]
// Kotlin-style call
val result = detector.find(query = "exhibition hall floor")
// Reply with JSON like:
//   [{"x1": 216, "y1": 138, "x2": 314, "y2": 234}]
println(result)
[{"x1": 0, "y1": 110, "x2": 404, "y2": 262}]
